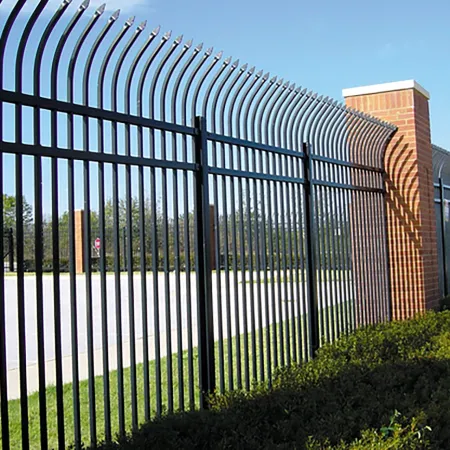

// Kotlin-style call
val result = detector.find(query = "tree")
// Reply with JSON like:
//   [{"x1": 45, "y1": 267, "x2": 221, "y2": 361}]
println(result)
[
  {"x1": 3, "y1": 194, "x2": 34, "y2": 262},
  {"x1": 2, "y1": 194, "x2": 33, "y2": 231}
]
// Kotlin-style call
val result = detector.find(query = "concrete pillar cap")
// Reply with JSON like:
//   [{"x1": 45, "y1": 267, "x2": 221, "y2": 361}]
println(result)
[{"x1": 342, "y1": 80, "x2": 429, "y2": 100}]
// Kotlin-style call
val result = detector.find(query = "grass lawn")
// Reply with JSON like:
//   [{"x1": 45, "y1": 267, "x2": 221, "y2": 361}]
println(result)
[
  {"x1": 3, "y1": 298, "x2": 354, "y2": 449},
  {"x1": 3, "y1": 319, "x2": 312, "y2": 448},
  {"x1": 93, "y1": 310, "x2": 450, "y2": 449}
]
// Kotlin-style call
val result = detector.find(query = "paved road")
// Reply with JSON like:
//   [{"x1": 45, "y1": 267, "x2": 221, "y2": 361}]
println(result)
[{"x1": 4, "y1": 271, "x2": 349, "y2": 399}]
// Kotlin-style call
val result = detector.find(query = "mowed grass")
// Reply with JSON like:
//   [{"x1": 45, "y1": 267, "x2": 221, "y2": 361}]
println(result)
[
  {"x1": 2, "y1": 300, "x2": 353, "y2": 449},
  {"x1": 241, "y1": 269, "x2": 350, "y2": 284}
]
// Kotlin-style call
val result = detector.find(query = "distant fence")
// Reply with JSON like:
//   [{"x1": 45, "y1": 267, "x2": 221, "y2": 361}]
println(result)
[{"x1": 0, "y1": 2, "x2": 395, "y2": 449}]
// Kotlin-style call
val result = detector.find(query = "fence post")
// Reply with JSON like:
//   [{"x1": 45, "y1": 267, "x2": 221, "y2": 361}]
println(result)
[
  {"x1": 8, "y1": 228, "x2": 14, "y2": 272},
  {"x1": 302, "y1": 143, "x2": 320, "y2": 357},
  {"x1": 194, "y1": 115, "x2": 215, "y2": 408},
  {"x1": 440, "y1": 178, "x2": 448, "y2": 296}
]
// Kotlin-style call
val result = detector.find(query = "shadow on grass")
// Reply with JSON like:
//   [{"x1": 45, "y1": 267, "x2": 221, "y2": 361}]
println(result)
[{"x1": 95, "y1": 357, "x2": 450, "y2": 449}]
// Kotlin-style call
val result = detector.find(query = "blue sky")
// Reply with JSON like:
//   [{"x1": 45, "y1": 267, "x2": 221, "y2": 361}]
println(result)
[
  {"x1": 72, "y1": 0, "x2": 450, "y2": 147},
  {"x1": 0, "y1": 0, "x2": 448, "y2": 215},
  {"x1": 1, "y1": 0, "x2": 448, "y2": 143}
]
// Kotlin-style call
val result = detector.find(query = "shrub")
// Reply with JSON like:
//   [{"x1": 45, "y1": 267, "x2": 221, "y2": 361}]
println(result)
[{"x1": 95, "y1": 311, "x2": 450, "y2": 449}]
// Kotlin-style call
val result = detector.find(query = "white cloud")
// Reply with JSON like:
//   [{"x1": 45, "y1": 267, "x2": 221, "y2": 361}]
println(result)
[{"x1": 0, "y1": 0, "x2": 155, "y2": 15}]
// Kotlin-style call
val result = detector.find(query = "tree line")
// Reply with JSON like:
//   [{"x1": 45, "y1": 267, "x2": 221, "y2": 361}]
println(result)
[{"x1": 3, "y1": 194, "x2": 352, "y2": 272}]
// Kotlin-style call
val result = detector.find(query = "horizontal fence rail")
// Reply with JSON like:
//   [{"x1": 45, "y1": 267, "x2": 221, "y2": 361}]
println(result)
[{"x1": 0, "y1": 1, "x2": 396, "y2": 449}]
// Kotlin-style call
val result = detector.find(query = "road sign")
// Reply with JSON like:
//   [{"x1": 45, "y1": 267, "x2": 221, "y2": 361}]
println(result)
[{"x1": 94, "y1": 237, "x2": 101, "y2": 250}]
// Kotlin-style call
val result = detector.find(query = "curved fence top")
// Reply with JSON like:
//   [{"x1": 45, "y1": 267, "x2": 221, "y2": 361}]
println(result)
[
  {"x1": 433, "y1": 144, "x2": 450, "y2": 183},
  {"x1": 0, "y1": 0, "x2": 396, "y2": 168}
]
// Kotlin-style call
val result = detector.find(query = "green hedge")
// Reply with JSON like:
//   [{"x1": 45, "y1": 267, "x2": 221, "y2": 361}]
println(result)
[{"x1": 95, "y1": 310, "x2": 450, "y2": 449}]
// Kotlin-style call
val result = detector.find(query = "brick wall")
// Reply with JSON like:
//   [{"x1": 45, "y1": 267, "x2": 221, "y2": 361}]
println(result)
[{"x1": 344, "y1": 82, "x2": 440, "y2": 319}]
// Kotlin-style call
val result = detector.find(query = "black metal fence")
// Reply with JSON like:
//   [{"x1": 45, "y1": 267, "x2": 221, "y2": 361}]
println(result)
[
  {"x1": 433, "y1": 144, "x2": 450, "y2": 297},
  {"x1": 0, "y1": 2, "x2": 395, "y2": 449}
]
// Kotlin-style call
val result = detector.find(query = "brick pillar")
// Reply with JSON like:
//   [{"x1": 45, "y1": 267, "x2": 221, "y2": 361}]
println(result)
[
  {"x1": 74, "y1": 209, "x2": 84, "y2": 274},
  {"x1": 343, "y1": 80, "x2": 440, "y2": 318}
]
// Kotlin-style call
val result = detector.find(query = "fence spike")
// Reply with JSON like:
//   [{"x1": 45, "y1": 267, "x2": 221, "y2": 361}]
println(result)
[
  {"x1": 149, "y1": 28, "x2": 183, "y2": 119},
  {"x1": 248, "y1": 73, "x2": 275, "y2": 142},
  {"x1": 235, "y1": 66, "x2": 265, "y2": 138},
  {"x1": 208, "y1": 54, "x2": 239, "y2": 128},
  {"x1": 226, "y1": 60, "x2": 255, "y2": 136},
  {"x1": 277, "y1": 84, "x2": 300, "y2": 147},
  {"x1": 83, "y1": 3, "x2": 118, "y2": 105},
  {"x1": 137, "y1": 21, "x2": 147, "y2": 31},
  {"x1": 193, "y1": 49, "x2": 222, "y2": 119},
  {"x1": 170, "y1": 43, "x2": 204, "y2": 124},
  {"x1": 110, "y1": 9, "x2": 120, "y2": 21},
  {"x1": 256, "y1": 73, "x2": 283, "y2": 143},
  {"x1": 283, "y1": 87, "x2": 309, "y2": 149},
  {"x1": 288, "y1": 91, "x2": 315, "y2": 149},
  {"x1": 180, "y1": 44, "x2": 213, "y2": 124},
  {"x1": 323, "y1": 101, "x2": 345, "y2": 158},
  {"x1": 96, "y1": 3, "x2": 106, "y2": 15},
  {"x1": 315, "y1": 97, "x2": 341, "y2": 155},
  {"x1": 189, "y1": 42, "x2": 200, "y2": 53},
  {"x1": 267, "y1": 78, "x2": 293, "y2": 145},
  {"x1": 111, "y1": 13, "x2": 147, "y2": 110},
  {"x1": 125, "y1": 21, "x2": 162, "y2": 115},
  {"x1": 160, "y1": 34, "x2": 193, "y2": 120},
  {"x1": 202, "y1": 53, "x2": 233, "y2": 119}
]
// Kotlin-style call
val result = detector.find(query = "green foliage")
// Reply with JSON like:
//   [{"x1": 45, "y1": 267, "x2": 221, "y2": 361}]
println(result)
[
  {"x1": 95, "y1": 311, "x2": 450, "y2": 450},
  {"x1": 306, "y1": 412, "x2": 432, "y2": 449},
  {"x1": 2, "y1": 193, "x2": 33, "y2": 230},
  {"x1": 3, "y1": 194, "x2": 34, "y2": 260}
]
